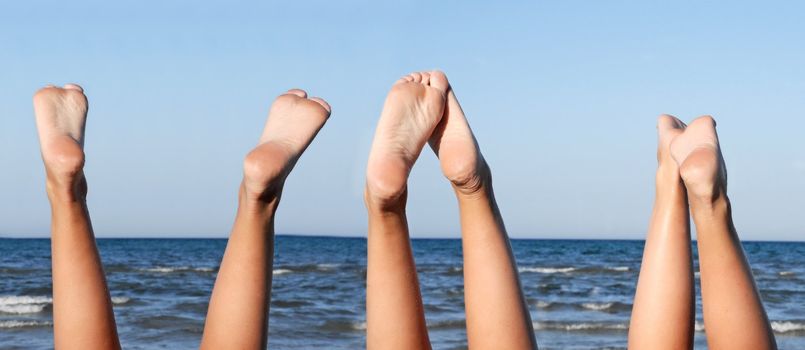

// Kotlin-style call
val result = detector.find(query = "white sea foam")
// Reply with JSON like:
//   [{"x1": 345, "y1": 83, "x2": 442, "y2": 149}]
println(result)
[
  {"x1": 0, "y1": 296, "x2": 52, "y2": 305},
  {"x1": 0, "y1": 304, "x2": 47, "y2": 314},
  {"x1": 0, "y1": 320, "x2": 52, "y2": 329},
  {"x1": 581, "y1": 302, "x2": 613, "y2": 311},
  {"x1": 273, "y1": 269, "x2": 292, "y2": 276},
  {"x1": 535, "y1": 301, "x2": 552, "y2": 309},
  {"x1": 317, "y1": 264, "x2": 339, "y2": 271},
  {"x1": 0, "y1": 296, "x2": 52, "y2": 314},
  {"x1": 772, "y1": 321, "x2": 805, "y2": 333},
  {"x1": 111, "y1": 297, "x2": 131, "y2": 304},
  {"x1": 779, "y1": 271, "x2": 796, "y2": 276},
  {"x1": 692, "y1": 320, "x2": 803, "y2": 334},
  {"x1": 519, "y1": 267, "x2": 576, "y2": 274},
  {"x1": 352, "y1": 322, "x2": 367, "y2": 330},
  {"x1": 534, "y1": 321, "x2": 628, "y2": 331},
  {"x1": 140, "y1": 266, "x2": 213, "y2": 273},
  {"x1": 607, "y1": 266, "x2": 630, "y2": 272}
]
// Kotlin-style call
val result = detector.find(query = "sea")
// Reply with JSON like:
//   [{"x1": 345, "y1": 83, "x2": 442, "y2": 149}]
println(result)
[{"x1": 0, "y1": 237, "x2": 803, "y2": 349}]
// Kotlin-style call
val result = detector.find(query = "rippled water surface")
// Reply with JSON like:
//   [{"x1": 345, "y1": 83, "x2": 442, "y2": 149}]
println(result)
[{"x1": 1, "y1": 237, "x2": 803, "y2": 349}]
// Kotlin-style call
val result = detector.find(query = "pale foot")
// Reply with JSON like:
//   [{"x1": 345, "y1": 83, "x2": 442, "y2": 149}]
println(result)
[
  {"x1": 365, "y1": 71, "x2": 448, "y2": 208},
  {"x1": 33, "y1": 84, "x2": 89, "y2": 200},
  {"x1": 242, "y1": 89, "x2": 331, "y2": 202},
  {"x1": 428, "y1": 80, "x2": 489, "y2": 195},
  {"x1": 669, "y1": 115, "x2": 726, "y2": 201},
  {"x1": 655, "y1": 115, "x2": 686, "y2": 185}
]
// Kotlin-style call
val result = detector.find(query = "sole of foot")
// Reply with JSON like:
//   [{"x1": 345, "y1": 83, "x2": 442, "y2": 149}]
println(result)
[
  {"x1": 428, "y1": 81, "x2": 490, "y2": 195},
  {"x1": 669, "y1": 115, "x2": 726, "y2": 200},
  {"x1": 33, "y1": 84, "x2": 89, "y2": 197},
  {"x1": 242, "y1": 89, "x2": 331, "y2": 202},
  {"x1": 365, "y1": 71, "x2": 449, "y2": 207}
]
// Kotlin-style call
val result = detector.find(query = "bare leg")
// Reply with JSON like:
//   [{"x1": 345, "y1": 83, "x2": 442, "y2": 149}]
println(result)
[
  {"x1": 33, "y1": 84, "x2": 121, "y2": 350},
  {"x1": 628, "y1": 115, "x2": 694, "y2": 349},
  {"x1": 670, "y1": 116, "x2": 776, "y2": 350},
  {"x1": 200, "y1": 90, "x2": 331, "y2": 349},
  {"x1": 365, "y1": 71, "x2": 449, "y2": 350},
  {"x1": 428, "y1": 81, "x2": 536, "y2": 349}
]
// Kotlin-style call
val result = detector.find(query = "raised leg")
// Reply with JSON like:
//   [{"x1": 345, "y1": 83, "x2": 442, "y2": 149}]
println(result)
[
  {"x1": 33, "y1": 84, "x2": 121, "y2": 350},
  {"x1": 671, "y1": 116, "x2": 776, "y2": 350},
  {"x1": 200, "y1": 89, "x2": 330, "y2": 349},
  {"x1": 428, "y1": 81, "x2": 537, "y2": 350},
  {"x1": 365, "y1": 71, "x2": 448, "y2": 350},
  {"x1": 628, "y1": 115, "x2": 694, "y2": 349}
]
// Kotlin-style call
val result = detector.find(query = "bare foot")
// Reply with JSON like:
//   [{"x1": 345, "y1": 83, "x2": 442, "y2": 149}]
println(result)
[
  {"x1": 33, "y1": 84, "x2": 89, "y2": 201},
  {"x1": 365, "y1": 71, "x2": 448, "y2": 209},
  {"x1": 669, "y1": 115, "x2": 726, "y2": 201},
  {"x1": 242, "y1": 89, "x2": 331, "y2": 202},
  {"x1": 656, "y1": 115, "x2": 686, "y2": 184},
  {"x1": 428, "y1": 81, "x2": 489, "y2": 195}
]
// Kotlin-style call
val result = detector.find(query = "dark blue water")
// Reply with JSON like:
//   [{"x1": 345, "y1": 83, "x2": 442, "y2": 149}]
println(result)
[{"x1": 0, "y1": 237, "x2": 803, "y2": 349}]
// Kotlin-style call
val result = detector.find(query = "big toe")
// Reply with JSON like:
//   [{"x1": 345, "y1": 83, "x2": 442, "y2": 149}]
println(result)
[
  {"x1": 63, "y1": 83, "x2": 84, "y2": 92},
  {"x1": 657, "y1": 114, "x2": 685, "y2": 131},
  {"x1": 428, "y1": 70, "x2": 449, "y2": 91},
  {"x1": 309, "y1": 97, "x2": 331, "y2": 113}
]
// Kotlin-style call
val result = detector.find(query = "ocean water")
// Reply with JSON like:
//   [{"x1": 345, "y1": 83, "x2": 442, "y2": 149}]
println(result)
[{"x1": 0, "y1": 237, "x2": 803, "y2": 349}]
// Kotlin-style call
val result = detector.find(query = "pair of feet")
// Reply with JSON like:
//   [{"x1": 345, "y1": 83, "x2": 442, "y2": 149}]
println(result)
[
  {"x1": 365, "y1": 71, "x2": 486, "y2": 211},
  {"x1": 34, "y1": 86, "x2": 332, "y2": 202},
  {"x1": 656, "y1": 114, "x2": 727, "y2": 202},
  {"x1": 35, "y1": 71, "x2": 480, "y2": 206}
]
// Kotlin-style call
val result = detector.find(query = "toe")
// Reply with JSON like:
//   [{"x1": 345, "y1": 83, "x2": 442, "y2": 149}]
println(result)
[
  {"x1": 428, "y1": 70, "x2": 449, "y2": 92},
  {"x1": 285, "y1": 89, "x2": 308, "y2": 98},
  {"x1": 63, "y1": 83, "x2": 83, "y2": 92},
  {"x1": 692, "y1": 115, "x2": 716, "y2": 127},
  {"x1": 657, "y1": 114, "x2": 684, "y2": 130},
  {"x1": 420, "y1": 71, "x2": 431, "y2": 85},
  {"x1": 309, "y1": 97, "x2": 332, "y2": 114},
  {"x1": 409, "y1": 72, "x2": 422, "y2": 83}
]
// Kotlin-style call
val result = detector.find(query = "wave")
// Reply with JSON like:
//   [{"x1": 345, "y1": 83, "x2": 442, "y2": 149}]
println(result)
[
  {"x1": 138, "y1": 266, "x2": 215, "y2": 273},
  {"x1": 519, "y1": 266, "x2": 631, "y2": 274},
  {"x1": 0, "y1": 295, "x2": 131, "y2": 314},
  {"x1": 533, "y1": 300, "x2": 631, "y2": 313},
  {"x1": 581, "y1": 302, "x2": 614, "y2": 311},
  {"x1": 535, "y1": 321, "x2": 628, "y2": 332},
  {"x1": 690, "y1": 320, "x2": 804, "y2": 334},
  {"x1": 0, "y1": 320, "x2": 53, "y2": 329},
  {"x1": 271, "y1": 264, "x2": 349, "y2": 276},
  {"x1": 0, "y1": 296, "x2": 51, "y2": 314},
  {"x1": 520, "y1": 267, "x2": 576, "y2": 274},
  {"x1": 606, "y1": 266, "x2": 630, "y2": 272},
  {"x1": 778, "y1": 271, "x2": 796, "y2": 276},
  {"x1": 771, "y1": 321, "x2": 805, "y2": 334},
  {"x1": 273, "y1": 269, "x2": 293, "y2": 276},
  {"x1": 111, "y1": 297, "x2": 131, "y2": 305}
]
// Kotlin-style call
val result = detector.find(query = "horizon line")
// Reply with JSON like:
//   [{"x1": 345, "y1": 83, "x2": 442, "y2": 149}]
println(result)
[{"x1": 1, "y1": 233, "x2": 803, "y2": 243}]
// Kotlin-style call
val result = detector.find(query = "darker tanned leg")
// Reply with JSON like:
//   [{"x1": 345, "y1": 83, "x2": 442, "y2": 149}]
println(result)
[
  {"x1": 429, "y1": 81, "x2": 537, "y2": 350},
  {"x1": 201, "y1": 89, "x2": 330, "y2": 349},
  {"x1": 671, "y1": 116, "x2": 776, "y2": 350},
  {"x1": 365, "y1": 71, "x2": 449, "y2": 350}
]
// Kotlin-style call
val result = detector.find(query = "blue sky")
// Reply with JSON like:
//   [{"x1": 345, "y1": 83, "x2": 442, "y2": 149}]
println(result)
[{"x1": 1, "y1": 1, "x2": 803, "y2": 240}]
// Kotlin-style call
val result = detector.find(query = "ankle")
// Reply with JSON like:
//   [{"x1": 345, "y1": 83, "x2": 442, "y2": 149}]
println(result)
[
  {"x1": 46, "y1": 173, "x2": 87, "y2": 203},
  {"x1": 450, "y1": 161, "x2": 491, "y2": 197},
  {"x1": 364, "y1": 185, "x2": 407, "y2": 214},
  {"x1": 238, "y1": 184, "x2": 281, "y2": 215}
]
